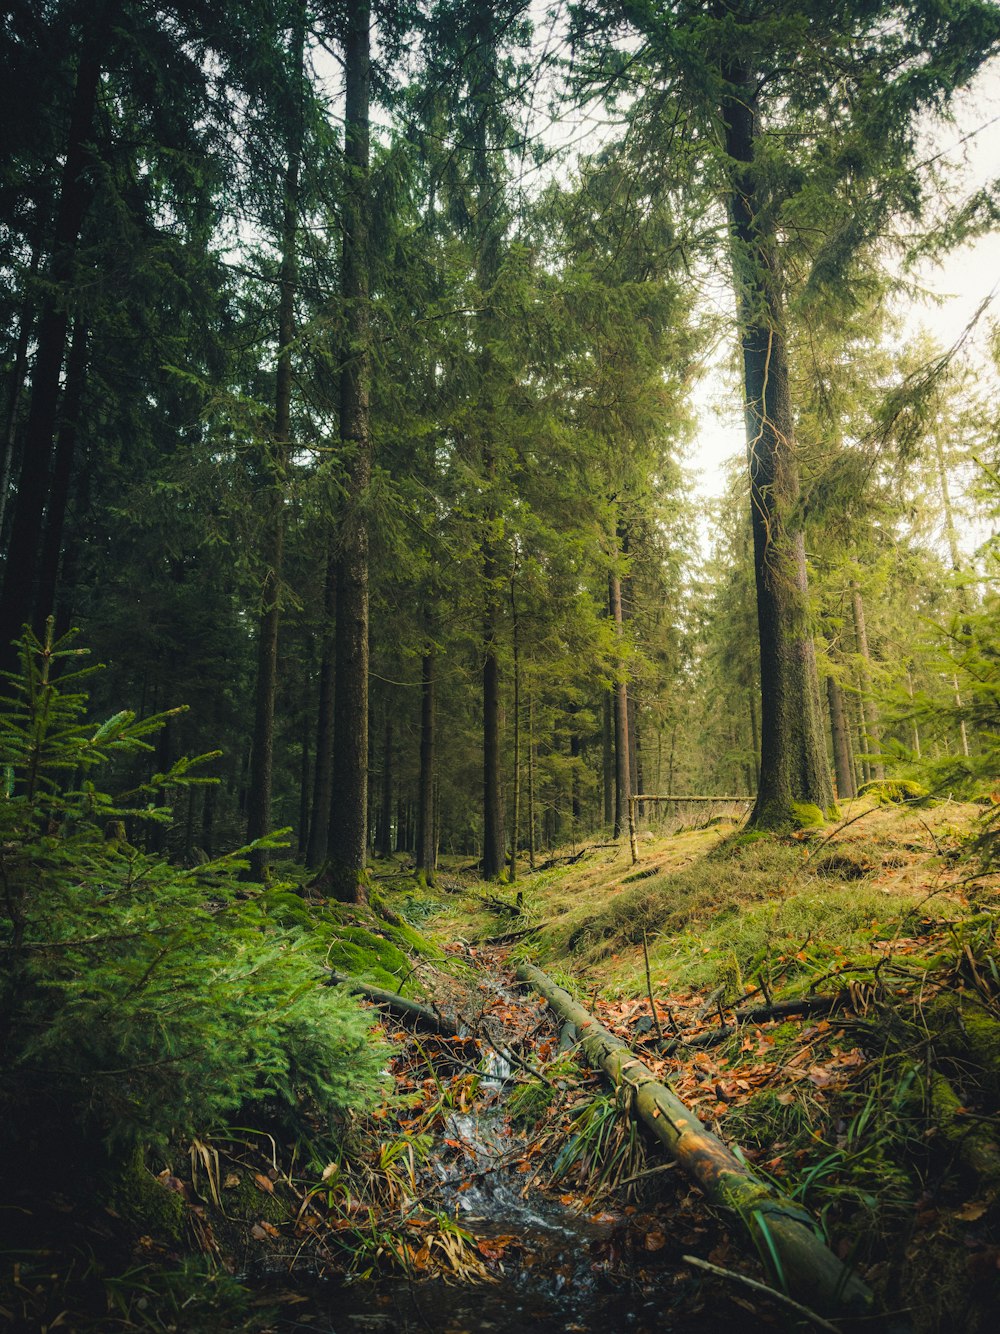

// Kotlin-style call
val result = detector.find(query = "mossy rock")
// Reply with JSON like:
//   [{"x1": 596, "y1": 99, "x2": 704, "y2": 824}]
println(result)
[
  {"x1": 107, "y1": 1149, "x2": 187, "y2": 1244},
  {"x1": 857, "y1": 778, "x2": 930, "y2": 806},
  {"x1": 790, "y1": 801, "x2": 825, "y2": 829}
]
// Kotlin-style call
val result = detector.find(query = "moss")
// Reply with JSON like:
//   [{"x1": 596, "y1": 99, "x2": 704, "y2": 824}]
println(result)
[
  {"x1": 262, "y1": 889, "x2": 314, "y2": 929},
  {"x1": 108, "y1": 1149, "x2": 187, "y2": 1244},
  {"x1": 927, "y1": 995, "x2": 1000, "y2": 1096},
  {"x1": 220, "y1": 1172, "x2": 288, "y2": 1226},
  {"x1": 320, "y1": 924, "x2": 413, "y2": 988},
  {"x1": 790, "y1": 801, "x2": 825, "y2": 829},
  {"x1": 858, "y1": 779, "x2": 930, "y2": 805}
]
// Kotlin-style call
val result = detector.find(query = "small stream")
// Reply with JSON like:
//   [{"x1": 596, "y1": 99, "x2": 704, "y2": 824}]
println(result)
[{"x1": 272, "y1": 1046, "x2": 777, "y2": 1333}]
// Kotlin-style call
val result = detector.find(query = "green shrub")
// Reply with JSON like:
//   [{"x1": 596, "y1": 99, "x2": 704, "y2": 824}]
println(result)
[{"x1": 0, "y1": 625, "x2": 387, "y2": 1152}]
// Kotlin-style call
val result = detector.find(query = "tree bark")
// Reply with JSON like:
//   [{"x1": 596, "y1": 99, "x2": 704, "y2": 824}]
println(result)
[
  {"x1": 35, "y1": 319, "x2": 88, "y2": 632},
  {"x1": 851, "y1": 583, "x2": 885, "y2": 781},
  {"x1": 722, "y1": 69, "x2": 834, "y2": 828},
  {"x1": 826, "y1": 673, "x2": 856, "y2": 800},
  {"x1": 377, "y1": 713, "x2": 393, "y2": 859},
  {"x1": 602, "y1": 690, "x2": 614, "y2": 829},
  {"x1": 416, "y1": 649, "x2": 436, "y2": 884},
  {"x1": 0, "y1": 244, "x2": 41, "y2": 544},
  {"x1": 298, "y1": 712, "x2": 311, "y2": 860},
  {"x1": 0, "y1": 7, "x2": 112, "y2": 674},
  {"x1": 509, "y1": 579, "x2": 521, "y2": 880},
  {"x1": 307, "y1": 545, "x2": 337, "y2": 868},
  {"x1": 516, "y1": 963, "x2": 873, "y2": 1320},
  {"x1": 609, "y1": 570, "x2": 632, "y2": 839},
  {"x1": 247, "y1": 8, "x2": 304, "y2": 881},
  {"x1": 328, "y1": 0, "x2": 372, "y2": 903},
  {"x1": 527, "y1": 690, "x2": 536, "y2": 869},
  {"x1": 747, "y1": 687, "x2": 760, "y2": 789}
]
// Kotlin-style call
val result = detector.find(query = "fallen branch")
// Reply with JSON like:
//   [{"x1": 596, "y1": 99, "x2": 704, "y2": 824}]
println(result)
[
  {"x1": 661, "y1": 995, "x2": 849, "y2": 1054},
  {"x1": 682, "y1": 1255, "x2": 843, "y2": 1334},
  {"x1": 516, "y1": 962, "x2": 873, "y2": 1320},
  {"x1": 325, "y1": 971, "x2": 459, "y2": 1036}
]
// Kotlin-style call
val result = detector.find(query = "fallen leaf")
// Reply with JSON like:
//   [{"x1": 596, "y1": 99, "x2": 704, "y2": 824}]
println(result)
[
  {"x1": 955, "y1": 1200, "x2": 989, "y2": 1223},
  {"x1": 254, "y1": 1172, "x2": 274, "y2": 1194}
]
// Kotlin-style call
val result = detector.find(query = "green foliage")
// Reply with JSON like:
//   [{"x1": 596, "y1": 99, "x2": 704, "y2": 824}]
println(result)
[{"x1": 0, "y1": 627, "x2": 387, "y2": 1153}]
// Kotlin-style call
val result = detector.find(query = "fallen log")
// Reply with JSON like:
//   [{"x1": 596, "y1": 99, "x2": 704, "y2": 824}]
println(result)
[
  {"x1": 325, "y1": 971, "x2": 459, "y2": 1036},
  {"x1": 661, "y1": 994, "x2": 849, "y2": 1054},
  {"x1": 516, "y1": 961, "x2": 873, "y2": 1320}
]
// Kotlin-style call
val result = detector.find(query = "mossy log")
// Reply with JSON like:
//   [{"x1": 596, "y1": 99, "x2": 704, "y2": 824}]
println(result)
[
  {"x1": 325, "y1": 971, "x2": 459, "y2": 1035},
  {"x1": 516, "y1": 961, "x2": 873, "y2": 1319}
]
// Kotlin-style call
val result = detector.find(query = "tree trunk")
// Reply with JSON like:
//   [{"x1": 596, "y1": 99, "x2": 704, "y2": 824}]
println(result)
[
  {"x1": 298, "y1": 713, "x2": 311, "y2": 860},
  {"x1": 201, "y1": 783, "x2": 217, "y2": 859},
  {"x1": 328, "y1": 0, "x2": 372, "y2": 903},
  {"x1": 0, "y1": 8, "x2": 112, "y2": 674},
  {"x1": 722, "y1": 71, "x2": 834, "y2": 828},
  {"x1": 377, "y1": 714, "x2": 393, "y2": 859},
  {"x1": 517, "y1": 963, "x2": 873, "y2": 1320},
  {"x1": 509, "y1": 580, "x2": 521, "y2": 881},
  {"x1": 906, "y1": 667, "x2": 922, "y2": 759},
  {"x1": 609, "y1": 570, "x2": 632, "y2": 839},
  {"x1": 747, "y1": 687, "x2": 760, "y2": 790},
  {"x1": 482, "y1": 574, "x2": 504, "y2": 878},
  {"x1": 527, "y1": 690, "x2": 536, "y2": 869},
  {"x1": 35, "y1": 319, "x2": 88, "y2": 632},
  {"x1": 851, "y1": 583, "x2": 885, "y2": 781},
  {"x1": 307, "y1": 546, "x2": 336, "y2": 868},
  {"x1": 247, "y1": 9, "x2": 304, "y2": 881},
  {"x1": 602, "y1": 690, "x2": 614, "y2": 828},
  {"x1": 416, "y1": 649, "x2": 436, "y2": 884},
  {"x1": 826, "y1": 674, "x2": 855, "y2": 800},
  {"x1": 0, "y1": 244, "x2": 41, "y2": 543}
]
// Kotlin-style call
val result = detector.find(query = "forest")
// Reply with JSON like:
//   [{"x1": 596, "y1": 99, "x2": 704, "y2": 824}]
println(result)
[{"x1": 3, "y1": 1, "x2": 1000, "y2": 1331}]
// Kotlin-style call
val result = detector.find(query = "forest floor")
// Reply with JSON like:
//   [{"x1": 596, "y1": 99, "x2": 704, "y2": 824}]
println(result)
[{"x1": 4, "y1": 797, "x2": 1000, "y2": 1332}]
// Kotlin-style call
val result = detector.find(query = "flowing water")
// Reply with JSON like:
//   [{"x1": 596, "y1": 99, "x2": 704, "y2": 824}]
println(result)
[{"x1": 272, "y1": 1046, "x2": 778, "y2": 1333}]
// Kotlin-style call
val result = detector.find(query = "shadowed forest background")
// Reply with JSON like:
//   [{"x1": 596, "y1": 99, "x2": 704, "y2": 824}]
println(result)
[{"x1": 4, "y1": 2, "x2": 1000, "y2": 1331}]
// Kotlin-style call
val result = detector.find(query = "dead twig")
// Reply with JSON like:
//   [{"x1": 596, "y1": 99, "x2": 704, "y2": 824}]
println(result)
[{"x1": 681, "y1": 1255, "x2": 844, "y2": 1334}]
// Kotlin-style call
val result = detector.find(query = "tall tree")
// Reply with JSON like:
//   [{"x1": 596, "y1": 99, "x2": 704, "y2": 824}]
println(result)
[
  {"x1": 571, "y1": 0, "x2": 1000, "y2": 826},
  {"x1": 247, "y1": 4, "x2": 306, "y2": 881},
  {"x1": 328, "y1": 0, "x2": 373, "y2": 902}
]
